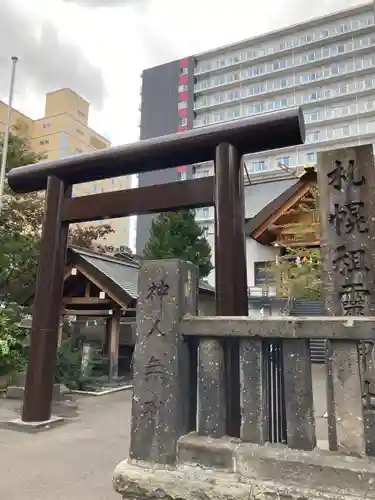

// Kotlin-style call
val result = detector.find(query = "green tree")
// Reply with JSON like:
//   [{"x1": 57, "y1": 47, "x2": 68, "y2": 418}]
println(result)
[
  {"x1": 0, "y1": 133, "x2": 114, "y2": 303},
  {"x1": 267, "y1": 247, "x2": 322, "y2": 300},
  {"x1": 143, "y1": 210, "x2": 213, "y2": 278},
  {"x1": 0, "y1": 303, "x2": 28, "y2": 376}
]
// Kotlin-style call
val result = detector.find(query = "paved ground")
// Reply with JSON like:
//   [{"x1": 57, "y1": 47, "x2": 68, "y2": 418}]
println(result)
[
  {"x1": 0, "y1": 390, "x2": 133, "y2": 500},
  {"x1": 0, "y1": 365, "x2": 328, "y2": 500}
]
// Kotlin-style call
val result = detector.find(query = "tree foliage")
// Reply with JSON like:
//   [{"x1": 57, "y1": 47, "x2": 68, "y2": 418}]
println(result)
[
  {"x1": 143, "y1": 210, "x2": 213, "y2": 278},
  {"x1": 0, "y1": 133, "x2": 113, "y2": 303},
  {"x1": 0, "y1": 303, "x2": 28, "y2": 376},
  {"x1": 267, "y1": 247, "x2": 322, "y2": 300}
]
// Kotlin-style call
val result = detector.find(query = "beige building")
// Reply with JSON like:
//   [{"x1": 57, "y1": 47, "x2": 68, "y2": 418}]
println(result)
[{"x1": 0, "y1": 88, "x2": 131, "y2": 249}]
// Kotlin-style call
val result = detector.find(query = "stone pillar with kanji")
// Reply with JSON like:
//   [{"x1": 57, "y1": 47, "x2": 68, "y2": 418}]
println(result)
[
  {"x1": 317, "y1": 145, "x2": 375, "y2": 456},
  {"x1": 129, "y1": 259, "x2": 197, "y2": 465}
]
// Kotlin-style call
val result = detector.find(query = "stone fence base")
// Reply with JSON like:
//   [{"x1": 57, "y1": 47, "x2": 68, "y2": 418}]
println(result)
[{"x1": 113, "y1": 433, "x2": 375, "y2": 500}]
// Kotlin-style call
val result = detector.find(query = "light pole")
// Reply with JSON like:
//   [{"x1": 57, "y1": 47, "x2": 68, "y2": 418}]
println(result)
[{"x1": 0, "y1": 56, "x2": 19, "y2": 215}]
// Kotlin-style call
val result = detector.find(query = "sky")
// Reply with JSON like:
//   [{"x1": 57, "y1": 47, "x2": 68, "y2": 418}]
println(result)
[{"x1": 0, "y1": 0, "x2": 367, "y2": 147}]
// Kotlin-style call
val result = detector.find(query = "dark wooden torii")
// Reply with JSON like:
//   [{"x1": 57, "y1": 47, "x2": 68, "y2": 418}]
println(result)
[{"x1": 8, "y1": 107, "x2": 305, "y2": 434}]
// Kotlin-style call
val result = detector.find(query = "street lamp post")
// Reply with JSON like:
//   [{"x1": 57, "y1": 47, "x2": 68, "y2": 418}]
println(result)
[{"x1": 0, "y1": 56, "x2": 19, "y2": 215}]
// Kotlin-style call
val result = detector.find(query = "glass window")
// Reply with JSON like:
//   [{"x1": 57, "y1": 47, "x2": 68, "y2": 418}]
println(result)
[
  {"x1": 309, "y1": 111, "x2": 320, "y2": 121},
  {"x1": 178, "y1": 100, "x2": 188, "y2": 110},
  {"x1": 280, "y1": 78, "x2": 288, "y2": 88},
  {"x1": 339, "y1": 23, "x2": 350, "y2": 33},
  {"x1": 306, "y1": 152, "x2": 316, "y2": 163},
  {"x1": 177, "y1": 171, "x2": 187, "y2": 181},
  {"x1": 332, "y1": 44, "x2": 346, "y2": 56},
  {"x1": 277, "y1": 156, "x2": 291, "y2": 166},
  {"x1": 320, "y1": 29, "x2": 329, "y2": 39},
  {"x1": 333, "y1": 126, "x2": 350, "y2": 138},
  {"x1": 180, "y1": 67, "x2": 188, "y2": 75},
  {"x1": 337, "y1": 83, "x2": 348, "y2": 95},
  {"x1": 307, "y1": 51, "x2": 316, "y2": 62},
  {"x1": 178, "y1": 84, "x2": 188, "y2": 92},
  {"x1": 227, "y1": 90, "x2": 240, "y2": 101},
  {"x1": 308, "y1": 131, "x2": 320, "y2": 142},
  {"x1": 253, "y1": 66, "x2": 264, "y2": 76},
  {"x1": 179, "y1": 117, "x2": 187, "y2": 126},
  {"x1": 303, "y1": 92, "x2": 318, "y2": 103},
  {"x1": 250, "y1": 161, "x2": 266, "y2": 172},
  {"x1": 332, "y1": 107, "x2": 343, "y2": 118},
  {"x1": 227, "y1": 107, "x2": 241, "y2": 119}
]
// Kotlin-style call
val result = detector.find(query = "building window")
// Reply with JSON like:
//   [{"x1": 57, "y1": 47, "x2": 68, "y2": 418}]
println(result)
[
  {"x1": 333, "y1": 126, "x2": 350, "y2": 138},
  {"x1": 303, "y1": 92, "x2": 318, "y2": 103},
  {"x1": 177, "y1": 171, "x2": 187, "y2": 181},
  {"x1": 277, "y1": 156, "x2": 291, "y2": 166},
  {"x1": 43, "y1": 123, "x2": 50, "y2": 129},
  {"x1": 178, "y1": 100, "x2": 188, "y2": 110},
  {"x1": 250, "y1": 160, "x2": 266, "y2": 172},
  {"x1": 75, "y1": 147, "x2": 83, "y2": 153},
  {"x1": 197, "y1": 207, "x2": 209, "y2": 218},
  {"x1": 179, "y1": 117, "x2": 187, "y2": 127},
  {"x1": 307, "y1": 131, "x2": 320, "y2": 142},
  {"x1": 309, "y1": 111, "x2": 320, "y2": 122},
  {"x1": 76, "y1": 128, "x2": 84, "y2": 135},
  {"x1": 77, "y1": 110, "x2": 85, "y2": 118},
  {"x1": 272, "y1": 59, "x2": 288, "y2": 71},
  {"x1": 254, "y1": 261, "x2": 274, "y2": 286},
  {"x1": 280, "y1": 78, "x2": 288, "y2": 88},
  {"x1": 178, "y1": 84, "x2": 188, "y2": 92},
  {"x1": 180, "y1": 67, "x2": 188, "y2": 75},
  {"x1": 40, "y1": 140, "x2": 49, "y2": 145},
  {"x1": 306, "y1": 152, "x2": 316, "y2": 163}
]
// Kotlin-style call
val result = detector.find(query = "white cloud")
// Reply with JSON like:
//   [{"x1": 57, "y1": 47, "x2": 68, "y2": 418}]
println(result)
[{"x1": 0, "y1": 0, "x2": 105, "y2": 112}]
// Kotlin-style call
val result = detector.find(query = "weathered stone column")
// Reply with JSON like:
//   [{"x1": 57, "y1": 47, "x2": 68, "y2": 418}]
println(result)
[
  {"x1": 109, "y1": 309, "x2": 121, "y2": 381},
  {"x1": 130, "y1": 259, "x2": 197, "y2": 464},
  {"x1": 197, "y1": 339, "x2": 226, "y2": 437},
  {"x1": 317, "y1": 145, "x2": 375, "y2": 456}
]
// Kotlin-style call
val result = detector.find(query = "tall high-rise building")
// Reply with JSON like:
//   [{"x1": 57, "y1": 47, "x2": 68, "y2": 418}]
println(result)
[
  {"x1": 0, "y1": 88, "x2": 131, "y2": 249},
  {"x1": 137, "y1": 2, "x2": 375, "y2": 287}
]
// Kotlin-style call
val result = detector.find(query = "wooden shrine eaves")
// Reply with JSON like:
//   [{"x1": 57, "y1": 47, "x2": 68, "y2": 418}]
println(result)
[
  {"x1": 245, "y1": 169, "x2": 316, "y2": 244},
  {"x1": 8, "y1": 107, "x2": 305, "y2": 194}
]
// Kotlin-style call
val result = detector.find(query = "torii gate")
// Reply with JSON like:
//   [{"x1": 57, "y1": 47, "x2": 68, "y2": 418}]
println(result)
[{"x1": 7, "y1": 107, "x2": 305, "y2": 435}]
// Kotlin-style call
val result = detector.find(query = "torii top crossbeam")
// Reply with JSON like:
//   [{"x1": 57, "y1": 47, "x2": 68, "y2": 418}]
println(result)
[{"x1": 8, "y1": 107, "x2": 305, "y2": 193}]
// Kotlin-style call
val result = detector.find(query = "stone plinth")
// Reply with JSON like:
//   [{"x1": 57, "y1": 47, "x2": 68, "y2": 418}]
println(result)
[{"x1": 114, "y1": 434, "x2": 375, "y2": 499}]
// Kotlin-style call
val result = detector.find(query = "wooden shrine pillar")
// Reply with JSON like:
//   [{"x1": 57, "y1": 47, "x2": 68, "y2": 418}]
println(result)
[
  {"x1": 214, "y1": 143, "x2": 248, "y2": 438},
  {"x1": 22, "y1": 177, "x2": 70, "y2": 423}
]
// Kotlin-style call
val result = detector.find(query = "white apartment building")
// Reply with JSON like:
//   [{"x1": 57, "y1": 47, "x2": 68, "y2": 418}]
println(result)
[{"x1": 191, "y1": 2, "x2": 375, "y2": 288}]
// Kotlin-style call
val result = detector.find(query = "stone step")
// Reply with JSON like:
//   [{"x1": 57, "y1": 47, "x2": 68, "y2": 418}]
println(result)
[{"x1": 174, "y1": 432, "x2": 375, "y2": 499}]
